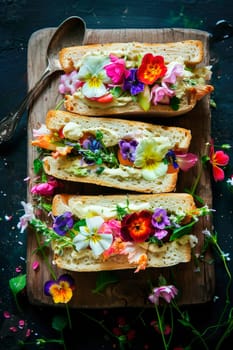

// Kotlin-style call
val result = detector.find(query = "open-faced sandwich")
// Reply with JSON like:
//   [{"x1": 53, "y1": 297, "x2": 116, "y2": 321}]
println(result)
[
  {"x1": 40, "y1": 193, "x2": 206, "y2": 272},
  {"x1": 58, "y1": 40, "x2": 214, "y2": 117},
  {"x1": 31, "y1": 110, "x2": 197, "y2": 193}
]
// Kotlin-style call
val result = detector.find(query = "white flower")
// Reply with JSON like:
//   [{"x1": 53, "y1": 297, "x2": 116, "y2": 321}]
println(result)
[
  {"x1": 32, "y1": 124, "x2": 51, "y2": 138},
  {"x1": 73, "y1": 216, "x2": 113, "y2": 256},
  {"x1": 226, "y1": 177, "x2": 233, "y2": 186},
  {"x1": 17, "y1": 201, "x2": 35, "y2": 233}
]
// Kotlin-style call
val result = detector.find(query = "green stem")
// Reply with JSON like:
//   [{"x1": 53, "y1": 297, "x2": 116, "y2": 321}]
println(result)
[
  {"x1": 190, "y1": 165, "x2": 203, "y2": 196},
  {"x1": 65, "y1": 304, "x2": 72, "y2": 330},
  {"x1": 35, "y1": 231, "x2": 56, "y2": 280},
  {"x1": 154, "y1": 305, "x2": 168, "y2": 350},
  {"x1": 171, "y1": 301, "x2": 209, "y2": 349},
  {"x1": 215, "y1": 318, "x2": 233, "y2": 350}
]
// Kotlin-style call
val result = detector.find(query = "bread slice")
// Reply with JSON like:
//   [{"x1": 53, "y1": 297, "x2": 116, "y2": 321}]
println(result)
[
  {"x1": 58, "y1": 41, "x2": 214, "y2": 117},
  {"x1": 51, "y1": 193, "x2": 198, "y2": 271},
  {"x1": 40, "y1": 110, "x2": 192, "y2": 193}
]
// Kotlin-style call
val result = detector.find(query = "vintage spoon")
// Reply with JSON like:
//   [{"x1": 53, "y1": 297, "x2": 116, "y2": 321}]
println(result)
[{"x1": 0, "y1": 16, "x2": 86, "y2": 144}]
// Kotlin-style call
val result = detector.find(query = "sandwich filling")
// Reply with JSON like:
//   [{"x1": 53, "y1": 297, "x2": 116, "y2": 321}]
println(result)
[
  {"x1": 58, "y1": 49, "x2": 213, "y2": 112},
  {"x1": 32, "y1": 123, "x2": 197, "y2": 182}
]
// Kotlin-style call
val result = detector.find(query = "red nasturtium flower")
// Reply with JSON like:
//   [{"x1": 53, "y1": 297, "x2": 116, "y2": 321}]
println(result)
[
  {"x1": 209, "y1": 140, "x2": 229, "y2": 181},
  {"x1": 137, "y1": 54, "x2": 167, "y2": 85},
  {"x1": 121, "y1": 210, "x2": 154, "y2": 242}
]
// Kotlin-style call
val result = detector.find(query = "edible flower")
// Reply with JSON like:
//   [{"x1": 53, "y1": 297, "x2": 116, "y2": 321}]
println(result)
[
  {"x1": 118, "y1": 139, "x2": 138, "y2": 163},
  {"x1": 73, "y1": 216, "x2": 113, "y2": 256},
  {"x1": 44, "y1": 274, "x2": 75, "y2": 304},
  {"x1": 137, "y1": 54, "x2": 167, "y2": 85},
  {"x1": 162, "y1": 62, "x2": 184, "y2": 84},
  {"x1": 77, "y1": 56, "x2": 111, "y2": 98},
  {"x1": 17, "y1": 201, "x2": 35, "y2": 233},
  {"x1": 121, "y1": 210, "x2": 154, "y2": 242},
  {"x1": 152, "y1": 208, "x2": 170, "y2": 240},
  {"x1": 123, "y1": 68, "x2": 144, "y2": 95},
  {"x1": 134, "y1": 137, "x2": 171, "y2": 180},
  {"x1": 52, "y1": 212, "x2": 74, "y2": 236},
  {"x1": 209, "y1": 140, "x2": 229, "y2": 181},
  {"x1": 150, "y1": 83, "x2": 175, "y2": 105},
  {"x1": 59, "y1": 70, "x2": 81, "y2": 95},
  {"x1": 121, "y1": 241, "x2": 148, "y2": 272},
  {"x1": 104, "y1": 54, "x2": 130, "y2": 84},
  {"x1": 148, "y1": 284, "x2": 178, "y2": 305},
  {"x1": 30, "y1": 179, "x2": 60, "y2": 196}
]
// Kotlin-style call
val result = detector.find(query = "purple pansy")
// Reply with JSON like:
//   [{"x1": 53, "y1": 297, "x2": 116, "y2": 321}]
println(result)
[
  {"x1": 52, "y1": 212, "x2": 74, "y2": 236},
  {"x1": 152, "y1": 208, "x2": 170, "y2": 229},
  {"x1": 119, "y1": 139, "x2": 138, "y2": 162},
  {"x1": 123, "y1": 68, "x2": 144, "y2": 95}
]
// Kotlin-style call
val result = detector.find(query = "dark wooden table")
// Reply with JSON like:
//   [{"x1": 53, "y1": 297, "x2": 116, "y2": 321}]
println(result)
[{"x1": 0, "y1": 1, "x2": 233, "y2": 349}]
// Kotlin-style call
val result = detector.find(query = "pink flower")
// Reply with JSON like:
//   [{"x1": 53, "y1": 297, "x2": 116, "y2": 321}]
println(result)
[
  {"x1": 148, "y1": 285, "x2": 178, "y2": 305},
  {"x1": 209, "y1": 140, "x2": 229, "y2": 181},
  {"x1": 175, "y1": 152, "x2": 198, "y2": 171},
  {"x1": 99, "y1": 219, "x2": 121, "y2": 237},
  {"x1": 105, "y1": 54, "x2": 130, "y2": 84},
  {"x1": 59, "y1": 70, "x2": 82, "y2": 95},
  {"x1": 150, "y1": 83, "x2": 175, "y2": 105},
  {"x1": 163, "y1": 62, "x2": 184, "y2": 84},
  {"x1": 31, "y1": 179, "x2": 60, "y2": 196}
]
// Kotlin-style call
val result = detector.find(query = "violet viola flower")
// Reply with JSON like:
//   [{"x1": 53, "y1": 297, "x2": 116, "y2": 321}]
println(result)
[
  {"x1": 151, "y1": 208, "x2": 170, "y2": 240},
  {"x1": 123, "y1": 68, "x2": 144, "y2": 95},
  {"x1": 31, "y1": 179, "x2": 60, "y2": 196},
  {"x1": 119, "y1": 139, "x2": 138, "y2": 162},
  {"x1": 53, "y1": 212, "x2": 74, "y2": 236},
  {"x1": 44, "y1": 274, "x2": 75, "y2": 304},
  {"x1": 148, "y1": 285, "x2": 178, "y2": 305}
]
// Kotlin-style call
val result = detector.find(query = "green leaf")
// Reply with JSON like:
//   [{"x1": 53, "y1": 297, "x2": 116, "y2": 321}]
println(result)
[
  {"x1": 170, "y1": 96, "x2": 180, "y2": 111},
  {"x1": 9, "y1": 274, "x2": 26, "y2": 295},
  {"x1": 92, "y1": 271, "x2": 119, "y2": 294},
  {"x1": 52, "y1": 315, "x2": 68, "y2": 332},
  {"x1": 33, "y1": 158, "x2": 43, "y2": 174},
  {"x1": 170, "y1": 220, "x2": 196, "y2": 241}
]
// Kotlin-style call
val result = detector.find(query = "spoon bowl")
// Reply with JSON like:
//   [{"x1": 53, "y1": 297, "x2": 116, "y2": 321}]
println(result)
[{"x1": 0, "y1": 16, "x2": 86, "y2": 144}]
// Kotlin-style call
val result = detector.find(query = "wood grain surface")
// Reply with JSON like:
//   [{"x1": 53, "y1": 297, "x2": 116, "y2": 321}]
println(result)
[{"x1": 26, "y1": 27, "x2": 214, "y2": 307}]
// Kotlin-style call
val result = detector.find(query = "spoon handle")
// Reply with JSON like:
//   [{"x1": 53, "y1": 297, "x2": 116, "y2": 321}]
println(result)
[{"x1": 0, "y1": 66, "x2": 56, "y2": 144}]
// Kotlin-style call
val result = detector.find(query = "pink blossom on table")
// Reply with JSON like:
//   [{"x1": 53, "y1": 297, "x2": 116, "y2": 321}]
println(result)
[
  {"x1": 3, "y1": 311, "x2": 11, "y2": 319},
  {"x1": 175, "y1": 152, "x2": 198, "y2": 171},
  {"x1": 17, "y1": 201, "x2": 35, "y2": 233},
  {"x1": 32, "y1": 261, "x2": 40, "y2": 271},
  {"x1": 59, "y1": 70, "x2": 82, "y2": 95},
  {"x1": 105, "y1": 54, "x2": 130, "y2": 84},
  {"x1": 32, "y1": 124, "x2": 51, "y2": 138},
  {"x1": 163, "y1": 62, "x2": 184, "y2": 84},
  {"x1": 31, "y1": 179, "x2": 60, "y2": 196},
  {"x1": 150, "y1": 82, "x2": 175, "y2": 105},
  {"x1": 148, "y1": 285, "x2": 178, "y2": 305}
]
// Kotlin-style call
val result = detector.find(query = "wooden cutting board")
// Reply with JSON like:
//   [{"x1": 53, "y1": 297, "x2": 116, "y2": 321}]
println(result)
[{"x1": 26, "y1": 27, "x2": 214, "y2": 307}]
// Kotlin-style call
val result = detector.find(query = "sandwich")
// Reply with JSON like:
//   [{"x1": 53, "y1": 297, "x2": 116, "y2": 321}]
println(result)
[
  {"x1": 46, "y1": 193, "x2": 202, "y2": 272},
  {"x1": 31, "y1": 110, "x2": 197, "y2": 193},
  {"x1": 58, "y1": 41, "x2": 214, "y2": 117}
]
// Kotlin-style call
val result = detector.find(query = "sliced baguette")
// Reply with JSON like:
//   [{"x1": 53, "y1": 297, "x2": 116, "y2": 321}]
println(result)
[
  {"x1": 51, "y1": 193, "x2": 198, "y2": 271},
  {"x1": 58, "y1": 41, "x2": 214, "y2": 117},
  {"x1": 41, "y1": 110, "x2": 192, "y2": 193}
]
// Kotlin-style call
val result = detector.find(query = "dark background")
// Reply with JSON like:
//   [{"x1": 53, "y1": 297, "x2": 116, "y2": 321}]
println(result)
[{"x1": 0, "y1": 1, "x2": 233, "y2": 349}]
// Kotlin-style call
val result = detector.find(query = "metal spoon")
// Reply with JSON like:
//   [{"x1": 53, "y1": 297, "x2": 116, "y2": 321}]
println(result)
[{"x1": 0, "y1": 16, "x2": 86, "y2": 144}]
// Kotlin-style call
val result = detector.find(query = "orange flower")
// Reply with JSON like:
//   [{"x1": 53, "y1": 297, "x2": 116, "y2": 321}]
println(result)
[
  {"x1": 209, "y1": 140, "x2": 229, "y2": 181},
  {"x1": 121, "y1": 210, "x2": 154, "y2": 242},
  {"x1": 44, "y1": 274, "x2": 75, "y2": 304},
  {"x1": 137, "y1": 54, "x2": 167, "y2": 85}
]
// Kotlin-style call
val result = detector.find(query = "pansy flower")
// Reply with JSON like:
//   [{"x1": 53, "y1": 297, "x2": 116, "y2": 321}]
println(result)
[
  {"x1": 137, "y1": 54, "x2": 167, "y2": 85},
  {"x1": 134, "y1": 137, "x2": 171, "y2": 180},
  {"x1": 53, "y1": 212, "x2": 74, "y2": 236},
  {"x1": 44, "y1": 274, "x2": 75, "y2": 304},
  {"x1": 118, "y1": 139, "x2": 138, "y2": 163},
  {"x1": 209, "y1": 140, "x2": 229, "y2": 181},
  {"x1": 121, "y1": 210, "x2": 154, "y2": 242},
  {"x1": 123, "y1": 68, "x2": 144, "y2": 95},
  {"x1": 104, "y1": 54, "x2": 130, "y2": 84},
  {"x1": 152, "y1": 208, "x2": 170, "y2": 240},
  {"x1": 73, "y1": 216, "x2": 113, "y2": 256},
  {"x1": 77, "y1": 55, "x2": 111, "y2": 99},
  {"x1": 148, "y1": 284, "x2": 178, "y2": 305}
]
